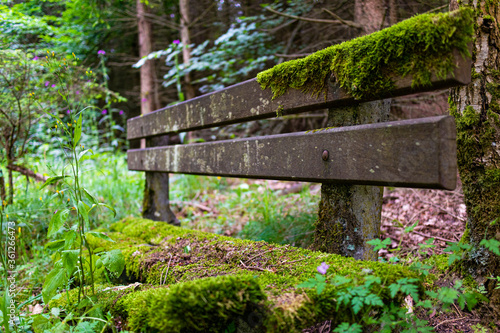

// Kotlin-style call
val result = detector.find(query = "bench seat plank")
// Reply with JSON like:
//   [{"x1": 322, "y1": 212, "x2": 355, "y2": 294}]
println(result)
[
  {"x1": 128, "y1": 115, "x2": 456, "y2": 190},
  {"x1": 127, "y1": 53, "x2": 469, "y2": 140}
]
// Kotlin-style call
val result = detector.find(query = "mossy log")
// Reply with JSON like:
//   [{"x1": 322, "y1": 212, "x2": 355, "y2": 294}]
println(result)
[{"x1": 51, "y1": 218, "x2": 421, "y2": 332}]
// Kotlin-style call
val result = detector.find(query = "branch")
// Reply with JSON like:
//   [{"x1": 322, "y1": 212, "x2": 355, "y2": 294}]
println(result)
[
  {"x1": 6, "y1": 164, "x2": 47, "y2": 182},
  {"x1": 275, "y1": 53, "x2": 311, "y2": 58},
  {"x1": 188, "y1": 2, "x2": 216, "y2": 28},
  {"x1": 423, "y1": 4, "x2": 448, "y2": 14},
  {"x1": 264, "y1": 6, "x2": 354, "y2": 26},
  {"x1": 321, "y1": 8, "x2": 361, "y2": 28}
]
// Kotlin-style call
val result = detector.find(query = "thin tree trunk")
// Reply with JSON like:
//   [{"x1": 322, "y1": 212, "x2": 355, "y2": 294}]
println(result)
[
  {"x1": 449, "y1": 0, "x2": 500, "y2": 303},
  {"x1": 137, "y1": 0, "x2": 178, "y2": 225},
  {"x1": 137, "y1": 0, "x2": 158, "y2": 149},
  {"x1": 0, "y1": 169, "x2": 6, "y2": 204},
  {"x1": 180, "y1": 0, "x2": 196, "y2": 101}
]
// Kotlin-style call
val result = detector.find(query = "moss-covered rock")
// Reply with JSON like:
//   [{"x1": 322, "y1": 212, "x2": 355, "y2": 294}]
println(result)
[
  {"x1": 257, "y1": 8, "x2": 473, "y2": 101},
  {"x1": 59, "y1": 217, "x2": 424, "y2": 332}
]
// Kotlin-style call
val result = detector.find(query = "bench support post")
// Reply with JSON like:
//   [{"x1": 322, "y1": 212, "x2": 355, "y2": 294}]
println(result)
[
  {"x1": 142, "y1": 136, "x2": 180, "y2": 225},
  {"x1": 312, "y1": 100, "x2": 390, "y2": 260}
]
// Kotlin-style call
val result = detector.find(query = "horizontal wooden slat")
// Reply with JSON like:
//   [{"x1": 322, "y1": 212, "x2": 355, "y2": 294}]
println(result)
[
  {"x1": 127, "y1": 52, "x2": 469, "y2": 140},
  {"x1": 128, "y1": 115, "x2": 457, "y2": 189}
]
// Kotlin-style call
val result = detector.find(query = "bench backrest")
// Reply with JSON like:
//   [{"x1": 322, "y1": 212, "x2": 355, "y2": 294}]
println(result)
[{"x1": 127, "y1": 52, "x2": 469, "y2": 190}]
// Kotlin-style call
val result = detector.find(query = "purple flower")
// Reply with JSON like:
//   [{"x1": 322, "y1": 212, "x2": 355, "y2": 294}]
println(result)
[
  {"x1": 173, "y1": 40, "x2": 180, "y2": 44},
  {"x1": 102, "y1": 109, "x2": 107, "y2": 115},
  {"x1": 51, "y1": 84, "x2": 56, "y2": 88},
  {"x1": 98, "y1": 50, "x2": 106, "y2": 55},
  {"x1": 33, "y1": 56, "x2": 39, "y2": 61},
  {"x1": 317, "y1": 262, "x2": 329, "y2": 275},
  {"x1": 45, "y1": 81, "x2": 50, "y2": 87},
  {"x1": 119, "y1": 110, "x2": 124, "y2": 115},
  {"x1": 67, "y1": 110, "x2": 71, "y2": 114},
  {"x1": 76, "y1": 90, "x2": 80, "y2": 95},
  {"x1": 141, "y1": 98, "x2": 147, "y2": 102}
]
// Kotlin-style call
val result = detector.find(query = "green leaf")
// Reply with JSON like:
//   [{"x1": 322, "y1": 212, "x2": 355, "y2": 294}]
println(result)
[
  {"x1": 83, "y1": 188, "x2": 98, "y2": 204},
  {"x1": 32, "y1": 314, "x2": 52, "y2": 333},
  {"x1": 367, "y1": 238, "x2": 392, "y2": 251},
  {"x1": 61, "y1": 250, "x2": 79, "y2": 277},
  {"x1": 77, "y1": 200, "x2": 89, "y2": 223},
  {"x1": 45, "y1": 239, "x2": 65, "y2": 251},
  {"x1": 100, "y1": 249, "x2": 125, "y2": 277},
  {"x1": 404, "y1": 221, "x2": 418, "y2": 233},
  {"x1": 73, "y1": 113, "x2": 82, "y2": 147},
  {"x1": 74, "y1": 320, "x2": 98, "y2": 333},
  {"x1": 480, "y1": 239, "x2": 500, "y2": 255},
  {"x1": 332, "y1": 276, "x2": 351, "y2": 286},
  {"x1": 388, "y1": 283, "x2": 400, "y2": 298},
  {"x1": 41, "y1": 176, "x2": 70, "y2": 190},
  {"x1": 64, "y1": 230, "x2": 78, "y2": 250},
  {"x1": 86, "y1": 231, "x2": 115, "y2": 243},
  {"x1": 42, "y1": 266, "x2": 66, "y2": 304},
  {"x1": 333, "y1": 323, "x2": 362, "y2": 333},
  {"x1": 48, "y1": 209, "x2": 69, "y2": 237},
  {"x1": 51, "y1": 307, "x2": 61, "y2": 317},
  {"x1": 351, "y1": 296, "x2": 364, "y2": 314},
  {"x1": 296, "y1": 278, "x2": 317, "y2": 289},
  {"x1": 448, "y1": 253, "x2": 462, "y2": 266},
  {"x1": 97, "y1": 202, "x2": 116, "y2": 217},
  {"x1": 365, "y1": 293, "x2": 384, "y2": 307},
  {"x1": 77, "y1": 148, "x2": 94, "y2": 161}
]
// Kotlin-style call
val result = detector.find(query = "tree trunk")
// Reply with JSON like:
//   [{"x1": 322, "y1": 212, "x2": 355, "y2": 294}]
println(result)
[
  {"x1": 137, "y1": 0, "x2": 158, "y2": 149},
  {"x1": 449, "y1": 0, "x2": 500, "y2": 305},
  {"x1": 179, "y1": 0, "x2": 196, "y2": 101},
  {"x1": 311, "y1": 0, "x2": 391, "y2": 260},
  {"x1": 137, "y1": 0, "x2": 178, "y2": 225},
  {"x1": 354, "y1": 0, "x2": 392, "y2": 34}
]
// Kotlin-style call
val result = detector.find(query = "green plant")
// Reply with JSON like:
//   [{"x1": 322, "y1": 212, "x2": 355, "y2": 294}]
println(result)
[{"x1": 38, "y1": 52, "x2": 124, "y2": 313}]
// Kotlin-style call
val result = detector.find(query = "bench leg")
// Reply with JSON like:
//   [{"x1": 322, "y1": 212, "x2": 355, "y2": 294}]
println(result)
[
  {"x1": 142, "y1": 171, "x2": 180, "y2": 225},
  {"x1": 312, "y1": 184, "x2": 383, "y2": 260},
  {"x1": 311, "y1": 99, "x2": 390, "y2": 260}
]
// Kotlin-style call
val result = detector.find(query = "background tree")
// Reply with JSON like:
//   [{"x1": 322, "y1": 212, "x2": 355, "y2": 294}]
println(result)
[{"x1": 449, "y1": 0, "x2": 500, "y2": 305}]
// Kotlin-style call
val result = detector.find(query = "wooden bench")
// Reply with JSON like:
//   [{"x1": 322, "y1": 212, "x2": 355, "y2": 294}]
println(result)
[{"x1": 127, "y1": 10, "x2": 472, "y2": 261}]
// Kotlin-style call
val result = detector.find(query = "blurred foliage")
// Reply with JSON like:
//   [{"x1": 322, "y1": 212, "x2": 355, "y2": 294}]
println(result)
[{"x1": 135, "y1": 17, "x2": 282, "y2": 95}]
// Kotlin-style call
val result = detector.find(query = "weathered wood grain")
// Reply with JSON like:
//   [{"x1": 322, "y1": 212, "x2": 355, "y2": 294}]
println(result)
[
  {"x1": 128, "y1": 115, "x2": 457, "y2": 190},
  {"x1": 127, "y1": 52, "x2": 470, "y2": 140}
]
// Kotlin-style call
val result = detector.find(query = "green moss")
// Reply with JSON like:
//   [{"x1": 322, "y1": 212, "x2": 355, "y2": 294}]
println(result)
[
  {"x1": 52, "y1": 217, "x2": 423, "y2": 331},
  {"x1": 257, "y1": 8, "x2": 474, "y2": 101}
]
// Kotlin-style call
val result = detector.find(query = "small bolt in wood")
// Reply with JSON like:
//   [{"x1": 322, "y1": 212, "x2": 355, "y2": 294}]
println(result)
[{"x1": 322, "y1": 150, "x2": 329, "y2": 161}]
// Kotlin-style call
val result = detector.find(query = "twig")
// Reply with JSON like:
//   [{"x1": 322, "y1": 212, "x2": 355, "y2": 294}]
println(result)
[
  {"x1": 170, "y1": 200, "x2": 212, "y2": 212},
  {"x1": 434, "y1": 317, "x2": 466, "y2": 328},
  {"x1": 160, "y1": 253, "x2": 173, "y2": 285},
  {"x1": 412, "y1": 230, "x2": 454, "y2": 243},
  {"x1": 245, "y1": 249, "x2": 275, "y2": 264},
  {"x1": 321, "y1": 8, "x2": 361, "y2": 28},
  {"x1": 239, "y1": 260, "x2": 273, "y2": 273},
  {"x1": 423, "y1": 4, "x2": 448, "y2": 14},
  {"x1": 274, "y1": 53, "x2": 311, "y2": 58},
  {"x1": 264, "y1": 6, "x2": 349, "y2": 25},
  {"x1": 281, "y1": 258, "x2": 308, "y2": 265},
  {"x1": 189, "y1": 2, "x2": 216, "y2": 28}
]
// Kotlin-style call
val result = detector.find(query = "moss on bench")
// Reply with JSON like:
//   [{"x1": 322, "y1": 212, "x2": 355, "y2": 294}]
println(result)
[
  {"x1": 257, "y1": 7, "x2": 473, "y2": 101},
  {"x1": 50, "y1": 217, "x2": 423, "y2": 332}
]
